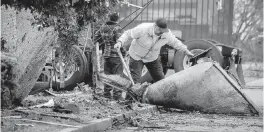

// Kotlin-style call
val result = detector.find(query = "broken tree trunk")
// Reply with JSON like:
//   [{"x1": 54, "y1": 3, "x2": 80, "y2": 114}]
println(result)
[
  {"x1": 99, "y1": 62, "x2": 259, "y2": 115},
  {"x1": 142, "y1": 62, "x2": 259, "y2": 115},
  {"x1": 1, "y1": 7, "x2": 57, "y2": 109}
]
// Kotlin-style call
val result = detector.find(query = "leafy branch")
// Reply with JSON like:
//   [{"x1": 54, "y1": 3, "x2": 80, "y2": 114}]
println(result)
[
  {"x1": 233, "y1": 0, "x2": 263, "y2": 44},
  {"x1": 1, "y1": 0, "x2": 121, "y2": 57}
]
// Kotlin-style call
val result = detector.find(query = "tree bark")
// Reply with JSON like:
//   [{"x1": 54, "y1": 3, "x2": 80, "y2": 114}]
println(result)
[
  {"x1": 1, "y1": 6, "x2": 57, "y2": 108},
  {"x1": 99, "y1": 63, "x2": 259, "y2": 115}
]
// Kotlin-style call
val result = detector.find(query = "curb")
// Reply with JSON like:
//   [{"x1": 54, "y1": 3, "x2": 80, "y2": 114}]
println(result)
[
  {"x1": 245, "y1": 85, "x2": 263, "y2": 89},
  {"x1": 246, "y1": 78, "x2": 263, "y2": 89},
  {"x1": 59, "y1": 105, "x2": 157, "y2": 132}
]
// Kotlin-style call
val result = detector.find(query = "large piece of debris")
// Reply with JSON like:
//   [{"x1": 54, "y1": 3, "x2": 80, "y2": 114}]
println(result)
[{"x1": 99, "y1": 62, "x2": 260, "y2": 115}]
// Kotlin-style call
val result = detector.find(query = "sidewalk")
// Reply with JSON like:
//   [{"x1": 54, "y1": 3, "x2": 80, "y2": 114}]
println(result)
[{"x1": 246, "y1": 78, "x2": 263, "y2": 89}]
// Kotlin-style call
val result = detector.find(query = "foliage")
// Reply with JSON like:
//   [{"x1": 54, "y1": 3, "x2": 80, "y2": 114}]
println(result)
[
  {"x1": 1, "y1": 0, "x2": 121, "y2": 57},
  {"x1": 233, "y1": 0, "x2": 263, "y2": 43},
  {"x1": 1, "y1": 53, "x2": 21, "y2": 108},
  {"x1": 233, "y1": 0, "x2": 263, "y2": 62}
]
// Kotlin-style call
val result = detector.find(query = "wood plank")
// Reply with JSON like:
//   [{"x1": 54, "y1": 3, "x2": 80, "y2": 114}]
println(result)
[{"x1": 11, "y1": 119, "x2": 81, "y2": 128}]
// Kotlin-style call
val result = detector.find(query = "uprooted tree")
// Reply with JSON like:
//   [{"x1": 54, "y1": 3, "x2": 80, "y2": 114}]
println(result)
[{"x1": 1, "y1": 0, "x2": 122, "y2": 109}]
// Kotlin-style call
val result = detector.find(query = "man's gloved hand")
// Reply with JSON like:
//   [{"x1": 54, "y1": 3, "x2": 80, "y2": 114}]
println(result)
[
  {"x1": 114, "y1": 41, "x2": 122, "y2": 50},
  {"x1": 185, "y1": 50, "x2": 194, "y2": 57}
]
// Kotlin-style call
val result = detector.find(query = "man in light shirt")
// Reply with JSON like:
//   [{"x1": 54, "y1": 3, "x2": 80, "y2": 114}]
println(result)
[{"x1": 114, "y1": 18, "x2": 194, "y2": 84}]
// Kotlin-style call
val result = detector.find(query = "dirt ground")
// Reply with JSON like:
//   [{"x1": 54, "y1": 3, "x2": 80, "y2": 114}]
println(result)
[{"x1": 107, "y1": 108, "x2": 263, "y2": 132}]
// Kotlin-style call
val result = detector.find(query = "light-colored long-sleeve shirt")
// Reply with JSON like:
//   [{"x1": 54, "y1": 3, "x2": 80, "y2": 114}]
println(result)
[{"x1": 117, "y1": 23, "x2": 188, "y2": 62}]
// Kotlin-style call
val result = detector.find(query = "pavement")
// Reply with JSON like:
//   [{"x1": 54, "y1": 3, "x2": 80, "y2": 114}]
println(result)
[
  {"x1": 246, "y1": 78, "x2": 263, "y2": 89},
  {"x1": 243, "y1": 78, "x2": 263, "y2": 113},
  {"x1": 242, "y1": 88, "x2": 263, "y2": 113}
]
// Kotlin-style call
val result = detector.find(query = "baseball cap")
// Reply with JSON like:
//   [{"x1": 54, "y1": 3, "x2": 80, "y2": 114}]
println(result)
[
  {"x1": 155, "y1": 18, "x2": 169, "y2": 33},
  {"x1": 109, "y1": 12, "x2": 119, "y2": 22}
]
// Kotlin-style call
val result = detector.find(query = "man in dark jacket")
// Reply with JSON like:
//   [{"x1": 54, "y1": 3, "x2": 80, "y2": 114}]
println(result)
[{"x1": 97, "y1": 12, "x2": 126, "y2": 100}]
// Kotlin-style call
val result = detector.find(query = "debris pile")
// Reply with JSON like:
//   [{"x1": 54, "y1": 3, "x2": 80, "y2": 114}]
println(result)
[{"x1": 1, "y1": 85, "x2": 150, "y2": 132}]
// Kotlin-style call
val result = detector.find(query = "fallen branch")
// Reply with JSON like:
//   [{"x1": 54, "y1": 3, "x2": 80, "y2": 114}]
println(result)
[
  {"x1": 11, "y1": 119, "x2": 81, "y2": 128},
  {"x1": 29, "y1": 99, "x2": 54, "y2": 108},
  {"x1": 15, "y1": 124, "x2": 34, "y2": 127},
  {"x1": 1, "y1": 116, "x2": 22, "y2": 119},
  {"x1": 14, "y1": 109, "x2": 83, "y2": 123},
  {"x1": 142, "y1": 126, "x2": 167, "y2": 129},
  {"x1": 42, "y1": 113, "x2": 82, "y2": 122},
  {"x1": 44, "y1": 90, "x2": 83, "y2": 97}
]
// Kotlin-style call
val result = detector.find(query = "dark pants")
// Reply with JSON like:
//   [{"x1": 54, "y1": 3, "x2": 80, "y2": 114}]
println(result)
[
  {"x1": 125, "y1": 56, "x2": 165, "y2": 100},
  {"x1": 129, "y1": 56, "x2": 165, "y2": 84},
  {"x1": 104, "y1": 57, "x2": 123, "y2": 100}
]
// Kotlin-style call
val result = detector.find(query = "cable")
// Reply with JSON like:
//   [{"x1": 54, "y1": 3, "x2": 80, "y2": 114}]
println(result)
[
  {"x1": 121, "y1": 0, "x2": 153, "y2": 30},
  {"x1": 118, "y1": 0, "x2": 152, "y2": 24}
]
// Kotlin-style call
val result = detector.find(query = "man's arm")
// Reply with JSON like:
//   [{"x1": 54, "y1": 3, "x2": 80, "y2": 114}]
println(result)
[
  {"x1": 114, "y1": 26, "x2": 128, "y2": 55},
  {"x1": 167, "y1": 33, "x2": 194, "y2": 57},
  {"x1": 115, "y1": 24, "x2": 144, "y2": 47},
  {"x1": 113, "y1": 26, "x2": 124, "y2": 41}
]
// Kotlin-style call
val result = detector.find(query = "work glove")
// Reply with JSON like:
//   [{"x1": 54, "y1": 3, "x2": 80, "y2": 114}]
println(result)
[
  {"x1": 185, "y1": 50, "x2": 194, "y2": 57},
  {"x1": 114, "y1": 41, "x2": 122, "y2": 50}
]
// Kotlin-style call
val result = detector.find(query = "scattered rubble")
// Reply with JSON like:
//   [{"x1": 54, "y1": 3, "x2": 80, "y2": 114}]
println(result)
[
  {"x1": 108, "y1": 107, "x2": 263, "y2": 132},
  {"x1": 1, "y1": 84, "x2": 150, "y2": 132}
]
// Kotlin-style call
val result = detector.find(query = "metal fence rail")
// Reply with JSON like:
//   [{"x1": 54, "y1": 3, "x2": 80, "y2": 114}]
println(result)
[{"x1": 117, "y1": 0, "x2": 233, "y2": 45}]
